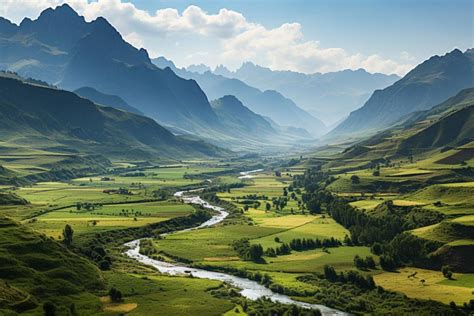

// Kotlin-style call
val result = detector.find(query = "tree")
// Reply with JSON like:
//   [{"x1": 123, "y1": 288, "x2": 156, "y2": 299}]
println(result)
[
  {"x1": 43, "y1": 302, "x2": 56, "y2": 316},
  {"x1": 379, "y1": 255, "x2": 397, "y2": 271},
  {"x1": 109, "y1": 287, "x2": 123, "y2": 302},
  {"x1": 365, "y1": 256, "x2": 376, "y2": 269},
  {"x1": 248, "y1": 244, "x2": 264, "y2": 262},
  {"x1": 441, "y1": 265, "x2": 453, "y2": 280},
  {"x1": 370, "y1": 242, "x2": 383, "y2": 255},
  {"x1": 63, "y1": 224, "x2": 74, "y2": 246},
  {"x1": 350, "y1": 175, "x2": 360, "y2": 184},
  {"x1": 323, "y1": 265, "x2": 338, "y2": 281},
  {"x1": 354, "y1": 255, "x2": 366, "y2": 270}
]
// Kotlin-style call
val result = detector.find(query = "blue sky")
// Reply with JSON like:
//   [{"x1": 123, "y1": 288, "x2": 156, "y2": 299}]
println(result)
[
  {"x1": 2, "y1": 0, "x2": 473, "y2": 75},
  {"x1": 131, "y1": 0, "x2": 472, "y2": 60}
]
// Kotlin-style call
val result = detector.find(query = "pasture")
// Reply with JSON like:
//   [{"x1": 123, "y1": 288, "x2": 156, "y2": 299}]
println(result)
[{"x1": 374, "y1": 268, "x2": 473, "y2": 305}]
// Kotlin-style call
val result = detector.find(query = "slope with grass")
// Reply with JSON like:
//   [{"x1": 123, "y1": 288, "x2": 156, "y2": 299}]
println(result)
[{"x1": 0, "y1": 217, "x2": 104, "y2": 315}]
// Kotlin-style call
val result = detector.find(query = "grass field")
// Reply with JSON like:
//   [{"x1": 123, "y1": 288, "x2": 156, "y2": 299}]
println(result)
[
  {"x1": 104, "y1": 272, "x2": 234, "y2": 316},
  {"x1": 374, "y1": 268, "x2": 473, "y2": 305},
  {"x1": 25, "y1": 200, "x2": 194, "y2": 238}
]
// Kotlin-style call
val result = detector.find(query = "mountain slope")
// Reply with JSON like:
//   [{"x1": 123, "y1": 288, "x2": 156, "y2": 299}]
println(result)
[
  {"x1": 399, "y1": 88, "x2": 474, "y2": 151},
  {"x1": 0, "y1": 76, "x2": 224, "y2": 159},
  {"x1": 153, "y1": 57, "x2": 327, "y2": 136},
  {"x1": 211, "y1": 95, "x2": 277, "y2": 137},
  {"x1": 74, "y1": 87, "x2": 143, "y2": 115},
  {"x1": 340, "y1": 88, "x2": 474, "y2": 161},
  {"x1": 331, "y1": 49, "x2": 474, "y2": 137},
  {"x1": 217, "y1": 63, "x2": 399, "y2": 124},
  {"x1": 0, "y1": 4, "x2": 222, "y2": 137}
]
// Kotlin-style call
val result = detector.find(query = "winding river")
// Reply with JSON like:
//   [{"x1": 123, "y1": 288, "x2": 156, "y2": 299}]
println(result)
[{"x1": 124, "y1": 188, "x2": 346, "y2": 315}]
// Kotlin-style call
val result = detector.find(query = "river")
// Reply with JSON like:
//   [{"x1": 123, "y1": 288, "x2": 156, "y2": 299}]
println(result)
[{"x1": 124, "y1": 189, "x2": 346, "y2": 315}]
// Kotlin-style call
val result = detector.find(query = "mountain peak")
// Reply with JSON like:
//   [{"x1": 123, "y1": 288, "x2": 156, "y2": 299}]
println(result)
[
  {"x1": 214, "y1": 64, "x2": 232, "y2": 76},
  {"x1": 36, "y1": 3, "x2": 81, "y2": 22}
]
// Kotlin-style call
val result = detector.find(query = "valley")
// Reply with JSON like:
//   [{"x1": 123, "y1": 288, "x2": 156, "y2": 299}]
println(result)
[
  {"x1": 1, "y1": 138, "x2": 473, "y2": 314},
  {"x1": 0, "y1": 2, "x2": 473, "y2": 315}
]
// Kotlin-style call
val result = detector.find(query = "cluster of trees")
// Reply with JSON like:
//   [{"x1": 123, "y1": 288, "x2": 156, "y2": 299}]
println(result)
[
  {"x1": 271, "y1": 196, "x2": 288, "y2": 211},
  {"x1": 328, "y1": 200, "x2": 405, "y2": 244},
  {"x1": 353, "y1": 255, "x2": 376, "y2": 270},
  {"x1": 75, "y1": 202, "x2": 99, "y2": 211},
  {"x1": 323, "y1": 265, "x2": 376, "y2": 290},
  {"x1": 75, "y1": 234, "x2": 112, "y2": 270},
  {"x1": 233, "y1": 239, "x2": 264, "y2": 262},
  {"x1": 265, "y1": 237, "x2": 341, "y2": 257}
]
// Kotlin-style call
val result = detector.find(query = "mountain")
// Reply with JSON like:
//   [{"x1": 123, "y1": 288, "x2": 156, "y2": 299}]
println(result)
[
  {"x1": 211, "y1": 95, "x2": 276, "y2": 137},
  {"x1": 0, "y1": 5, "x2": 315, "y2": 151},
  {"x1": 398, "y1": 88, "x2": 474, "y2": 152},
  {"x1": 74, "y1": 87, "x2": 143, "y2": 115},
  {"x1": 0, "y1": 76, "x2": 224, "y2": 160},
  {"x1": 330, "y1": 49, "x2": 474, "y2": 138},
  {"x1": 153, "y1": 57, "x2": 327, "y2": 136},
  {"x1": 215, "y1": 62, "x2": 400, "y2": 124},
  {"x1": 208, "y1": 95, "x2": 315, "y2": 150},
  {"x1": 0, "y1": 5, "x2": 221, "y2": 137},
  {"x1": 340, "y1": 88, "x2": 474, "y2": 161},
  {"x1": 186, "y1": 63, "x2": 211, "y2": 74}
]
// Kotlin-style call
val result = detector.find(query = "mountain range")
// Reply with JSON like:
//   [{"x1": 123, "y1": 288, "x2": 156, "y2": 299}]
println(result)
[
  {"x1": 153, "y1": 57, "x2": 327, "y2": 136},
  {"x1": 329, "y1": 49, "x2": 474, "y2": 140},
  {"x1": 214, "y1": 63, "x2": 400, "y2": 124},
  {"x1": 0, "y1": 4, "x2": 321, "y2": 151},
  {"x1": 0, "y1": 76, "x2": 224, "y2": 159}
]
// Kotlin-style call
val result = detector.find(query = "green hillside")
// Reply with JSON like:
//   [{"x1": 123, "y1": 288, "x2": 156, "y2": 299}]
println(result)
[{"x1": 0, "y1": 217, "x2": 104, "y2": 314}]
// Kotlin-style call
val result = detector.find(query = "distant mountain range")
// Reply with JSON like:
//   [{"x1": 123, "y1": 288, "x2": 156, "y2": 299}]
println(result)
[
  {"x1": 330, "y1": 49, "x2": 474, "y2": 139},
  {"x1": 214, "y1": 63, "x2": 400, "y2": 124},
  {"x1": 0, "y1": 4, "x2": 317, "y2": 150},
  {"x1": 153, "y1": 57, "x2": 327, "y2": 136},
  {"x1": 0, "y1": 76, "x2": 225, "y2": 159}
]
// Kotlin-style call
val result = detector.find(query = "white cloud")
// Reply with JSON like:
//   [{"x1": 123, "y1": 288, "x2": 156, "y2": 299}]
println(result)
[{"x1": 0, "y1": 0, "x2": 414, "y2": 75}]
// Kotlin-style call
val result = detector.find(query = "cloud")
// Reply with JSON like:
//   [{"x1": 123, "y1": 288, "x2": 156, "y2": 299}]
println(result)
[{"x1": 0, "y1": 0, "x2": 414, "y2": 75}]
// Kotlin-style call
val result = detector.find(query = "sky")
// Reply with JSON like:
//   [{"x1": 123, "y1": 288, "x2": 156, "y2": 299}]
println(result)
[{"x1": 1, "y1": 0, "x2": 472, "y2": 76}]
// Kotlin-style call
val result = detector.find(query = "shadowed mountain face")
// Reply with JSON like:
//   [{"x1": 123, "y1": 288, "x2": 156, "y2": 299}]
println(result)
[
  {"x1": 74, "y1": 87, "x2": 143, "y2": 116},
  {"x1": 216, "y1": 63, "x2": 400, "y2": 124},
  {"x1": 152, "y1": 57, "x2": 327, "y2": 137},
  {"x1": 0, "y1": 4, "x2": 219, "y2": 136},
  {"x1": 0, "y1": 77, "x2": 224, "y2": 159},
  {"x1": 330, "y1": 49, "x2": 474, "y2": 138}
]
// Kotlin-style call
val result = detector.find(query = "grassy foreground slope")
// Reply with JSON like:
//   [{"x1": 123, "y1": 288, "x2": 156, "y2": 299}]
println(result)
[{"x1": 0, "y1": 217, "x2": 104, "y2": 315}]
